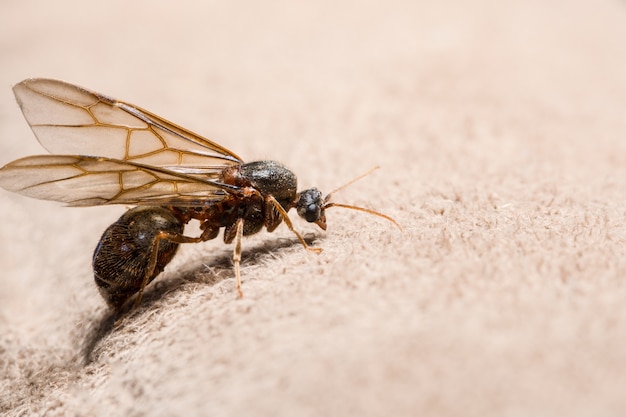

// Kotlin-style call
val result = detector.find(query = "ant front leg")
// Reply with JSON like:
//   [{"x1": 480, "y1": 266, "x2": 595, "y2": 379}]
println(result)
[{"x1": 266, "y1": 195, "x2": 323, "y2": 254}]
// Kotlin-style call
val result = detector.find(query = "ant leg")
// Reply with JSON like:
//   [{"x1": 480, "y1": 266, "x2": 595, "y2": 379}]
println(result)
[
  {"x1": 232, "y1": 218, "x2": 244, "y2": 298},
  {"x1": 267, "y1": 195, "x2": 322, "y2": 253},
  {"x1": 133, "y1": 226, "x2": 219, "y2": 309}
]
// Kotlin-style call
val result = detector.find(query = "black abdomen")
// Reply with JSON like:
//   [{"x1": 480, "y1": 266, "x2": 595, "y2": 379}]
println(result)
[{"x1": 93, "y1": 207, "x2": 183, "y2": 309}]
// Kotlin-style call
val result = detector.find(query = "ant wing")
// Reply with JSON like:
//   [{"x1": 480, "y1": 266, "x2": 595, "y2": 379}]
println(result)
[
  {"x1": 0, "y1": 154, "x2": 235, "y2": 207},
  {"x1": 12, "y1": 78, "x2": 243, "y2": 178}
]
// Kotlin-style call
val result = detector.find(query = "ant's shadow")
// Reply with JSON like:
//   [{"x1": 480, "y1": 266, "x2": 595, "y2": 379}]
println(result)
[{"x1": 80, "y1": 234, "x2": 318, "y2": 365}]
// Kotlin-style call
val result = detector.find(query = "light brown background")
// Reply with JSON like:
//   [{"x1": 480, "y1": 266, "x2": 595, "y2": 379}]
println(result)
[{"x1": 2, "y1": 1, "x2": 626, "y2": 416}]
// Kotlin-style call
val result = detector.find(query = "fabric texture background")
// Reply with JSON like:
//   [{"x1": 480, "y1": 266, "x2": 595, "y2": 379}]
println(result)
[{"x1": 1, "y1": 1, "x2": 626, "y2": 416}]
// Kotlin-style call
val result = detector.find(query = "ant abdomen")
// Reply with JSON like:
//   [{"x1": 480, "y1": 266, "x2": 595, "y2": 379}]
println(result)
[{"x1": 93, "y1": 207, "x2": 183, "y2": 310}]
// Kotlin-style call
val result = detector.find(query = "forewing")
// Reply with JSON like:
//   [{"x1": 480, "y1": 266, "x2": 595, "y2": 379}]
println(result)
[
  {"x1": 12, "y1": 78, "x2": 243, "y2": 177},
  {"x1": 0, "y1": 155, "x2": 233, "y2": 207}
]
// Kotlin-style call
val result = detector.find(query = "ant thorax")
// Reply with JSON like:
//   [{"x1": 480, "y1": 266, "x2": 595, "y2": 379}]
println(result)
[{"x1": 221, "y1": 160, "x2": 298, "y2": 210}]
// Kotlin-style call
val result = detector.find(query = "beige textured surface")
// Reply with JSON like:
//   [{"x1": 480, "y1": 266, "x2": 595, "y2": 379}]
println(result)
[{"x1": 2, "y1": 1, "x2": 626, "y2": 416}]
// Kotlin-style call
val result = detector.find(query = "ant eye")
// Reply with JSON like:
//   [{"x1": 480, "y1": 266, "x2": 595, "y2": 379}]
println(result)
[{"x1": 305, "y1": 203, "x2": 320, "y2": 222}]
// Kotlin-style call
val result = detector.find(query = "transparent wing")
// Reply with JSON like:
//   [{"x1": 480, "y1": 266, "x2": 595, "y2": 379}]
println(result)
[
  {"x1": 0, "y1": 155, "x2": 236, "y2": 207},
  {"x1": 12, "y1": 78, "x2": 243, "y2": 176}
]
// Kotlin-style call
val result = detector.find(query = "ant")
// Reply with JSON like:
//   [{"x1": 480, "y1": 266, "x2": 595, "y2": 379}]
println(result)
[{"x1": 0, "y1": 78, "x2": 400, "y2": 311}]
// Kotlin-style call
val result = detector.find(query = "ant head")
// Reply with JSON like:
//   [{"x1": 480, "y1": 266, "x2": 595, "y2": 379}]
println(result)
[
  {"x1": 294, "y1": 167, "x2": 402, "y2": 232},
  {"x1": 296, "y1": 187, "x2": 327, "y2": 230}
]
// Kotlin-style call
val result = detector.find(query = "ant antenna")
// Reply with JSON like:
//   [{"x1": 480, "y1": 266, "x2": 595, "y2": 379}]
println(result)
[
  {"x1": 323, "y1": 166, "x2": 402, "y2": 231},
  {"x1": 324, "y1": 166, "x2": 381, "y2": 203}
]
